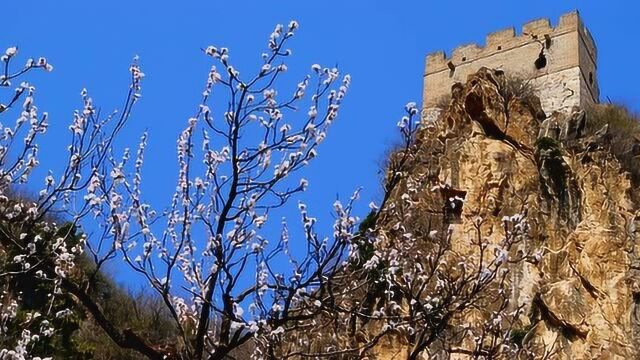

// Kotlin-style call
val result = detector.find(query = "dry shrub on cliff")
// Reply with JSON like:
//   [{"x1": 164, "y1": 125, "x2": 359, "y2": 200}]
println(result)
[
  {"x1": 497, "y1": 73, "x2": 537, "y2": 104},
  {"x1": 434, "y1": 72, "x2": 536, "y2": 113},
  {"x1": 586, "y1": 104, "x2": 640, "y2": 182},
  {"x1": 74, "y1": 277, "x2": 177, "y2": 359},
  {"x1": 434, "y1": 93, "x2": 452, "y2": 110}
]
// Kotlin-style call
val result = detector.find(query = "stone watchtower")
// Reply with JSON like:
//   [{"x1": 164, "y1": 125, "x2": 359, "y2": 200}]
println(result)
[{"x1": 423, "y1": 11, "x2": 599, "y2": 119}]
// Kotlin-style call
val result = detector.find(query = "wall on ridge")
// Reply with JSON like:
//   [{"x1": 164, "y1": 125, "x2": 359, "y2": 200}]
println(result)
[{"x1": 422, "y1": 11, "x2": 598, "y2": 117}]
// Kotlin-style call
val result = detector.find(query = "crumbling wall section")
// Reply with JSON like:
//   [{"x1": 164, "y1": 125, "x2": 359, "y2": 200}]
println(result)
[{"x1": 423, "y1": 11, "x2": 599, "y2": 118}]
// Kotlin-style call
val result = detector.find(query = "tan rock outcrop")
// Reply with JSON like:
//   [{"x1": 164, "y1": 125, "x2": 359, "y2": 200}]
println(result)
[{"x1": 383, "y1": 67, "x2": 639, "y2": 358}]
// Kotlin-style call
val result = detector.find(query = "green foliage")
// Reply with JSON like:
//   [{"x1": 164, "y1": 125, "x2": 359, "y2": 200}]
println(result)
[
  {"x1": 0, "y1": 212, "x2": 91, "y2": 358},
  {"x1": 347, "y1": 211, "x2": 377, "y2": 270},
  {"x1": 536, "y1": 137, "x2": 563, "y2": 158},
  {"x1": 358, "y1": 211, "x2": 377, "y2": 233},
  {"x1": 509, "y1": 324, "x2": 532, "y2": 347},
  {"x1": 536, "y1": 136, "x2": 568, "y2": 196},
  {"x1": 0, "y1": 211, "x2": 175, "y2": 359}
]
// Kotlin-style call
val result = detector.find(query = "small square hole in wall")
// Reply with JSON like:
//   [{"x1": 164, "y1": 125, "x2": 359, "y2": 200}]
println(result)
[
  {"x1": 445, "y1": 196, "x2": 464, "y2": 223},
  {"x1": 440, "y1": 187, "x2": 467, "y2": 223},
  {"x1": 497, "y1": 46, "x2": 502, "y2": 50},
  {"x1": 462, "y1": 57, "x2": 466, "y2": 62}
]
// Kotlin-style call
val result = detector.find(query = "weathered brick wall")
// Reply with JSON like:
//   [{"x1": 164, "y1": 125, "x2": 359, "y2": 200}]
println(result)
[{"x1": 423, "y1": 11, "x2": 599, "y2": 117}]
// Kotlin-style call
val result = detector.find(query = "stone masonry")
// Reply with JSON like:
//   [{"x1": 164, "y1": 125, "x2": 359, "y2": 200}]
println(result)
[{"x1": 423, "y1": 11, "x2": 599, "y2": 120}]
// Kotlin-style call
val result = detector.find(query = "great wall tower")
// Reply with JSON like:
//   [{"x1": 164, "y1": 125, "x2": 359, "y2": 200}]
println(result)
[{"x1": 423, "y1": 11, "x2": 599, "y2": 121}]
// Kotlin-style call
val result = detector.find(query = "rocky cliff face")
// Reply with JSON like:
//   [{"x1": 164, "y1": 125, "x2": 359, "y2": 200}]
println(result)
[{"x1": 386, "y1": 67, "x2": 639, "y2": 358}]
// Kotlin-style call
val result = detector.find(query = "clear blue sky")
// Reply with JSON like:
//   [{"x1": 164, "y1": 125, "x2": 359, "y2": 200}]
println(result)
[{"x1": 4, "y1": 1, "x2": 638, "y2": 284}]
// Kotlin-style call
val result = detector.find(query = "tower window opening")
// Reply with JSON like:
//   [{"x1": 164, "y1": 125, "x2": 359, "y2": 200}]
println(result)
[
  {"x1": 462, "y1": 57, "x2": 467, "y2": 62},
  {"x1": 589, "y1": 72, "x2": 594, "y2": 86},
  {"x1": 497, "y1": 46, "x2": 502, "y2": 50}
]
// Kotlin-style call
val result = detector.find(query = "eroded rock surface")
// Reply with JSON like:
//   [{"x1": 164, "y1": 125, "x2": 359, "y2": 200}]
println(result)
[{"x1": 383, "y1": 67, "x2": 639, "y2": 358}]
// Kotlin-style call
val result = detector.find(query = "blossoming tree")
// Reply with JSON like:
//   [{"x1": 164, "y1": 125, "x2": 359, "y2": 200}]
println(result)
[{"x1": 0, "y1": 21, "x2": 532, "y2": 360}]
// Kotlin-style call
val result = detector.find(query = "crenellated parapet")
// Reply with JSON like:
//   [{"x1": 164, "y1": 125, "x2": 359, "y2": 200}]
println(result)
[
  {"x1": 423, "y1": 11, "x2": 599, "y2": 114},
  {"x1": 425, "y1": 11, "x2": 595, "y2": 75}
]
